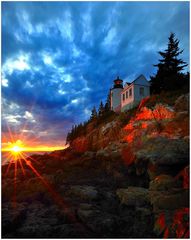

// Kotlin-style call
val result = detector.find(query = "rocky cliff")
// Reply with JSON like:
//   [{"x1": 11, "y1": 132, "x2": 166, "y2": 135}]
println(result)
[{"x1": 2, "y1": 93, "x2": 189, "y2": 238}]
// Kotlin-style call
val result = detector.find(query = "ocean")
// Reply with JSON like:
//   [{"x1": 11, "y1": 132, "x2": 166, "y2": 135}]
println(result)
[{"x1": 1, "y1": 151, "x2": 50, "y2": 165}]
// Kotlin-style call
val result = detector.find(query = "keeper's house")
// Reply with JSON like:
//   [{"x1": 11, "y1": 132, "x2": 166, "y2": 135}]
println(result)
[{"x1": 110, "y1": 75, "x2": 150, "y2": 112}]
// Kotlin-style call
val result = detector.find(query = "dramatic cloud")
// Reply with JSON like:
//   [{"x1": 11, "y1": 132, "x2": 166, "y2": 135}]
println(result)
[{"x1": 2, "y1": 1, "x2": 189, "y2": 146}]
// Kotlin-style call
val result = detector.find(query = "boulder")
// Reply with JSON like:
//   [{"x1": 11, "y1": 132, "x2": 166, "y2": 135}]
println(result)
[
  {"x1": 17, "y1": 224, "x2": 52, "y2": 238},
  {"x1": 2, "y1": 202, "x2": 27, "y2": 236},
  {"x1": 77, "y1": 206, "x2": 117, "y2": 235},
  {"x1": 136, "y1": 137, "x2": 189, "y2": 166},
  {"x1": 175, "y1": 111, "x2": 189, "y2": 120},
  {"x1": 116, "y1": 187, "x2": 150, "y2": 207},
  {"x1": 133, "y1": 207, "x2": 154, "y2": 237},
  {"x1": 78, "y1": 203, "x2": 92, "y2": 210},
  {"x1": 67, "y1": 185, "x2": 98, "y2": 201},
  {"x1": 96, "y1": 149, "x2": 110, "y2": 160},
  {"x1": 150, "y1": 189, "x2": 189, "y2": 212},
  {"x1": 174, "y1": 94, "x2": 189, "y2": 112},
  {"x1": 24, "y1": 177, "x2": 45, "y2": 193},
  {"x1": 175, "y1": 166, "x2": 189, "y2": 189},
  {"x1": 149, "y1": 174, "x2": 181, "y2": 191},
  {"x1": 101, "y1": 121, "x2": 117, "y2": 135},
  {"x1": 83, "y1": 151, "x2": 95, "y2": 160},
  {"x1": 15, "y1": 202, "x2": 77, "y2": 238},
  {"x1": 50, "y1": 224, "x2": 87, "y2": 238}
]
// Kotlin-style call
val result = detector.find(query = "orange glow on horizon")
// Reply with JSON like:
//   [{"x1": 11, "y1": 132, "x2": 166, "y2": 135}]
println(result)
[
  {"x1": 2, "y1": 139, "x2": 67, "y2": 153},
  {"x1": 2, "y1": 145, "x2": 66, "y2": 152},
  {"x1": 2, "y1": 124, "x2": 80, "y2": 227}
]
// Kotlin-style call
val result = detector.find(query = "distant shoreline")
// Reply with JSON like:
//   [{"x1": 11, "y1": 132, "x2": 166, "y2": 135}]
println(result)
[{"x1": 1, "y1": 151, "x2": 51, "y2": 166}]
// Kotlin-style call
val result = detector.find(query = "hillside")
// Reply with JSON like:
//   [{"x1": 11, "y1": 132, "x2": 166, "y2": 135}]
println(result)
[{"x1": 2, "y1": 91, "x2": 189, "y2": 238}]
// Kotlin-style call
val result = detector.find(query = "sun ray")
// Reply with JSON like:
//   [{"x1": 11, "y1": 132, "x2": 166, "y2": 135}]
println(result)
[
  {"x1": 13, "y1": 158, "x2": 18, "y2": 209},
  {"x1": 4, "y1": 156, "x2": 14, "y2": 176},
  {"x1": 23, "y1": 158, "x2": 78, "y2": 223},
  {"x1": 20, "y1": 151, "x2": 41, "y2": 167},
  {"x1": 18, "y1": 158, "x2": 26, "y2": 176},
  {"x1": 1, "y1": 123, "x2": 79, "y2": 228},
  {"x1": 26, "y1": 154, "x2": 42, "y2": 165},
  {"x1": 2, "y1": 151, "x2": 12, "y2": 165}
]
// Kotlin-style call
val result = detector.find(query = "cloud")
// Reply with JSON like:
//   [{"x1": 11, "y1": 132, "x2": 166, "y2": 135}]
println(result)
[
  {"x1": 2, "y1": 1, "x2": 189, "y2": 145},
  {"x1": 2, "y1": 78, "x2": 9, "y2": 87},
  {"x1": 2, "y1": 53, "x2": 30, "y2": 74}
]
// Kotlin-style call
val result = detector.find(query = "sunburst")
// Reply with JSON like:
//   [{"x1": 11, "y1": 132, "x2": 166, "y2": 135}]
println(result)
[
  {"x1": 2, "y1": 123, "x2": 79, "y2": 227},
  {"x1": 12, "y1": 145, "x2": 22, "y2": 153}
]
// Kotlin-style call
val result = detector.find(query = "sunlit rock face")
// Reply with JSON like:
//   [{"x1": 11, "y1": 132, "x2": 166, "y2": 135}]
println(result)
[
  {"x1": 70, "y1": 94, "x2": 189, "y2": 154},
  {"x1": 70, "y1": 120, "x2": 122, "y2": 152},
  {"x1": 70, "y1": 136, "x2": 89, "y2": 153},
  {"x1": 134, "y1": 104, "x2": 175, "y2": 121},
  {"x1": 123, "y1": 104, "x2": 176, "y2": 144}
]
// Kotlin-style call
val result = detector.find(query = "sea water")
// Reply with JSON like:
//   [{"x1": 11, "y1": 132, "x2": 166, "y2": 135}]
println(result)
[{"x1": 1, "y1": 151, "x2": 50, "y2": 165}]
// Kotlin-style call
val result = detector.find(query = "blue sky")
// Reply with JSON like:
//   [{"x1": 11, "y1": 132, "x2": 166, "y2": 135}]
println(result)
[{"x1": 2, "y1": 1, "x2": 189, "y2": 146}]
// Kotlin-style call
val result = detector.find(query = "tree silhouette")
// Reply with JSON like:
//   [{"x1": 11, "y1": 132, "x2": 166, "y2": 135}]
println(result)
[
  {"x1": 90, "y1": 106, "x2": 97, "y2": 120},
  {"x1": 104, "y1": 91, "x2": 111, "y2": 112},
  {"x1": 150, "y1": 33, "x2": 188, "y2": 93},
  {"x1": 98, "y1": 101, "x2": 105, "y2": 117}
]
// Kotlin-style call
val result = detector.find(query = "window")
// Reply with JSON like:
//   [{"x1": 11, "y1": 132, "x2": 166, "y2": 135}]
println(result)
[
  {"x1": 126, "y1": 91, "x2": 128, "y2": 99},
  {"x1": 129, "y1": 88, "x2": 132, "y2": 97},
  {"x1": 123, "y1": 93, "x2": 125, "y2": 101},
  {"x1": 140, "y1": 87, "x2": 144, "y2": 96}
]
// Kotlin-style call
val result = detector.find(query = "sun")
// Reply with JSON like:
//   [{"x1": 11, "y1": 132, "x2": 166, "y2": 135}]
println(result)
[{"x1": 11, "y1": 145, "x2": 23, "y2": 153}]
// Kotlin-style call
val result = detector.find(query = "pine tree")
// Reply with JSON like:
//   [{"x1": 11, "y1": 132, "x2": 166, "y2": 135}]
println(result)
[
  {"x1": 150, "y1": 33, "x2": 188, "y2": 93},
  {"x1": 104, "y1": 91, "x2": 111, "y2": 112},
  {"x1": 90, "y1": 106, "x2": 97, "y2": 121},
  {"x1": 98, "y1": 101, "x2": 104, "y2": 117}
]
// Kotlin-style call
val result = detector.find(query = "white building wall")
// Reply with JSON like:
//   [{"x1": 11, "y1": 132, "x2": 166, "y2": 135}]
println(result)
[
  {"x1": 121, "y1": 85, "x2": 134, "y2": 108},
  {"x1": 134, "y1": 84, "x2": 150, "y2": 102},
  {"x1": 121, "y1": 84, "x2": 150, "y2": 112}
]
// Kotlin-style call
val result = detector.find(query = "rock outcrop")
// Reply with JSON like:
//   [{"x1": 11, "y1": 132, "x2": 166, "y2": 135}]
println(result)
[{"x1": 2, "y1": 94, "x2": 189, "y2": 238}]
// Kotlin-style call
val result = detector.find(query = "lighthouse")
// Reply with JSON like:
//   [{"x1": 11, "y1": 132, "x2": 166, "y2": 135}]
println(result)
[{"x1": 110, "y1": 76, "x2": 123, "y2": 112}]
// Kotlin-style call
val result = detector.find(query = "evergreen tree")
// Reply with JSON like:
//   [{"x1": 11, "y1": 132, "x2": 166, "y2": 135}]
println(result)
[
  {"x1": 150, "y1": 33, "x2": 188, "y2": 93},
  {"x1": 104, "y1": 91, "x2": 111, "y2": 112},
  {"x1": 98, "y1": 101, "x2": 104, "y2": 117},
  {"x1": 90, "y1": 106, "x2": 97, "y2": 121}
]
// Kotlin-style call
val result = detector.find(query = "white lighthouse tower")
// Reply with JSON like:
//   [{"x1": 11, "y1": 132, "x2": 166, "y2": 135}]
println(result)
[{"x1": 110, "y1": 76, "x2": 123, "y2": 112}]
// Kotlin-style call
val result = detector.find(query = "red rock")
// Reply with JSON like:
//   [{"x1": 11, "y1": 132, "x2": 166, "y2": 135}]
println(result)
[
  {"x1": 154, "y1": 212, "x2": 166, "y2": 235},
  {"x1": 176, "y1": 166, "x2": 189, "y2": 189},
  {"x1": 121, "y1": 146, "x2": 135, "y2": 166},
  {"x1": 70, "y1": 137, "x2": 88, "y2": 153},
  {"x1": 163, "y1": 227, "x2": 169, "y2": 238},
  {"x1": 138, "y1": 96, "x2": 150, "y2": 110},
  {"x1": 171, "y1": 208, "x2": 189, "y2": 238},
  {"x1": 155, "y1": 208, "x2": 189, "y2": 238}
]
